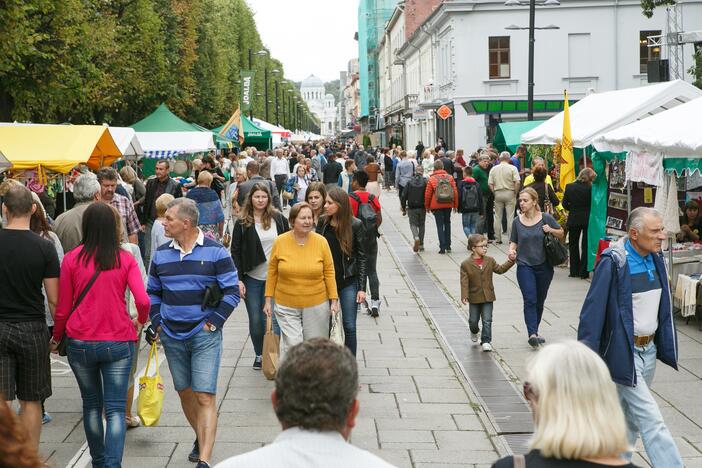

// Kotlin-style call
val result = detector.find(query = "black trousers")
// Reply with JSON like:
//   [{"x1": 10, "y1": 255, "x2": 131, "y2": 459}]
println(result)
[
  {"x1": 568, "y1": 224, "x2": 588, "y2": 278},
  {"x1": 399, "y1": 184, "x2": 407, "y2": 211},
  {"x1": 480, "y1": 192, "x2": 495, "y2": 239}
]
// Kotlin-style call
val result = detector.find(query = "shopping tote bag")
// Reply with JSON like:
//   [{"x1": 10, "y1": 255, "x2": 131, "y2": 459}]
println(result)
[
  {"x1": 262, "y1": 316, "x2": 280, "y2": 380},
  {"x1": 329, "y1": 310, "x2": 345, "y2": 346},
  {"x1": 137, "y1": 342, "x2": 164, "y2": 426}
]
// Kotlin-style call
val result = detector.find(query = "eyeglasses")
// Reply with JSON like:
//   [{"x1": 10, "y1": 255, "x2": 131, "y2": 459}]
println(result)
[{"x1": 475, "y1": 244, "x2": 488, "y2": 249}]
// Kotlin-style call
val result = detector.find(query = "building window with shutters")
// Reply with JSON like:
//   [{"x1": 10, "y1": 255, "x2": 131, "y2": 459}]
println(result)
[
  {"x1": 640, "y1": 30, "x2": 661, "y2": 74},
  {"x1": 489, "y1": 36, "x2": 510, "y2": 79}
]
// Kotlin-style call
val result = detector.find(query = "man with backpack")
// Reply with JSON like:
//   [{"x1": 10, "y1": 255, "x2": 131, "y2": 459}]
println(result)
[
  {"x1": 405, "y1": 165, "x2": 428, "y2": 252},
  {"x1": 349, "y1": 171, "x2": 383, "y2": 317},
  {"x1": 424, "y1": 160, "x2": 458, "y2": 254},
  {"x1": 458, "y1": 167, "x2": 484, "y2": 237}
]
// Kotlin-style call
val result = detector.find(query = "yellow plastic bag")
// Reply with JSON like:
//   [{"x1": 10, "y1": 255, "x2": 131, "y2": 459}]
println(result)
[
  {"x1": 137, "y1": 342, "x2": 164, "y2": 426},
  {"x1": 262, "y1": 316, "x2": 280, "y2": 380}
]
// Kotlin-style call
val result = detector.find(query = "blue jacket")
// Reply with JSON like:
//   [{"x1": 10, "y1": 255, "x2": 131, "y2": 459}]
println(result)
[{"x1": 577, "y1": 237, "x2": 678, "y2": 387}]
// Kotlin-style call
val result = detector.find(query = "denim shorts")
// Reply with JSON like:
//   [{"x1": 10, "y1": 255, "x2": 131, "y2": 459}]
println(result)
[{"x1": 159, "y1": 327, "x2": 222, "y2": 394}]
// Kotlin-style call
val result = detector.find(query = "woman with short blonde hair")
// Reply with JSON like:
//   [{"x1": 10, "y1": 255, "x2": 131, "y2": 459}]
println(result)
[{"x1": 492, "y1": 341, "x2": 634, "y2": 467}]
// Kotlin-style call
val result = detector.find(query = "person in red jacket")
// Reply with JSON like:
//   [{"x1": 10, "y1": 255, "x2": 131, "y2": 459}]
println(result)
[{"x1": 424, "y1": 160, "x2": 458, "y2": 253}]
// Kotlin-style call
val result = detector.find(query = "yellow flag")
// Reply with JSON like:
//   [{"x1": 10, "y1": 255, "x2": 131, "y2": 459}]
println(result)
[
  {"x1": 219, "y1": 106, "x2": 245, "y2": 145},
  {"x1": 560, "y1": 90, "x2": 575, "y2": 190}
]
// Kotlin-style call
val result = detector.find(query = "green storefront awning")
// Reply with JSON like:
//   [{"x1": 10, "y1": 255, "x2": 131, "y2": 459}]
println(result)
[{"x1": 462, "y1": 99, "x2": 578, "y2": 115}]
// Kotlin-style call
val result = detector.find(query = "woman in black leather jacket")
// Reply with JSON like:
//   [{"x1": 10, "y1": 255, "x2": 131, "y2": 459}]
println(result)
[
  {"x1": 316, "y1": 187, "x2": 367, "y2": 356},
  {"x1": 231, "y1": 183, "x2": 289, "y2": 369}
]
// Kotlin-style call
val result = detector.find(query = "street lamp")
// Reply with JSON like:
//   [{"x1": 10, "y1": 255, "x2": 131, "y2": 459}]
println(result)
[
  {"x1": 247, "y1": 49, "x2": 269, "y2": 118},
  {"x1": 505, "y1": 0, "x2": 560, "y2": 121}
]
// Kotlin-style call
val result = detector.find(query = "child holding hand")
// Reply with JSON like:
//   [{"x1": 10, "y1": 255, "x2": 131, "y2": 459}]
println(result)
[{"x1": 460, "y1": 234, "x2": 515, "y2": 351}]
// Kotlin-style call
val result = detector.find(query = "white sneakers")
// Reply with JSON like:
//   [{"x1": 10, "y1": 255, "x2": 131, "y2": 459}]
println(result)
[
  {"x1": 482, "y1": 342, "x2": 493, "y2": 352},
  {"x1": 470, "y1": 332, "x2": 479, "y2": 342}
]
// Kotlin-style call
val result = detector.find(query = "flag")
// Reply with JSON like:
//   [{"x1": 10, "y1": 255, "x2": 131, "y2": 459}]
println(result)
[
  {"x1": 219, "y1": 106, "x2": 244, "y2": 145},
  {"x1": 559, "y1": 90, "x2": 575, "y2": 190}
]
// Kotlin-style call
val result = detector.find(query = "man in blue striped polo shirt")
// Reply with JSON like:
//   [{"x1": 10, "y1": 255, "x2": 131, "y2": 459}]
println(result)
[{"x1": 147, "y1": 198, "x2": 239, "y2": 468}]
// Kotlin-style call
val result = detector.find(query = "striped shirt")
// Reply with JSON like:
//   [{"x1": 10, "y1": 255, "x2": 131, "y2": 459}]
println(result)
[{"x1": 148, "y1": 229, "x2": 239, "y2": 340}]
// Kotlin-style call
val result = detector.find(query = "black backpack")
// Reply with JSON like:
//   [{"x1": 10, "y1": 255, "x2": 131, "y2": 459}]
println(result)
[
  {"x1": 461, "y1": 182, "x2": 481, "y2": 213},
  {"x1": 406, "y1": 176, "x2": 426, "y2": 209},
  {"x1": 349, "y1": 192, "x2": 378, "y2": 240}
]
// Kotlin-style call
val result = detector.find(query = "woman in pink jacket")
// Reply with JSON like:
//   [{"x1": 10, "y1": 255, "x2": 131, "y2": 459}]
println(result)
[{"x1": 51, "y1": 203, "x2": 149, "y2": 468}]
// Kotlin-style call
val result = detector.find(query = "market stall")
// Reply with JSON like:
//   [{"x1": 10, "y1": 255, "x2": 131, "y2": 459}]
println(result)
[
  {"x1": 213, "y1": 115, "x2": 272, "y2": 151},
  {"x1": 594, "y1": 97, "x2": 702, "y2": 314},
  {"x1": 251, "y1": 118, "x2": 292, "y2": 147}
]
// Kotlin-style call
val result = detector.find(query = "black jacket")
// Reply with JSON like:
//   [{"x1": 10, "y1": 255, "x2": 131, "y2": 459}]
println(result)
[
  {"x1": 562, "y1": 180, "x2": 592, "y2": 227},
  {"x1": 236, "y1": 176, "x2": 282, "y2": 210},
  {"x1": 322, "y1": 160, "x2": 343, "y2": 185},
  {"x1": 231, "y1": 211, "x2": 289, "y2": 276},
  {"x1": 144, "y1": 177, "x2": 182, "y2": 223},
  {"x1": 316, "y1": 217, "x2": 368, "y2": 289}
]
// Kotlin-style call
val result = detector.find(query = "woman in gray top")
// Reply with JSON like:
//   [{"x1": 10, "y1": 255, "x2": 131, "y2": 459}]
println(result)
[{"x1": 508, "y1": 187, "x2": 564, "y2": 349}]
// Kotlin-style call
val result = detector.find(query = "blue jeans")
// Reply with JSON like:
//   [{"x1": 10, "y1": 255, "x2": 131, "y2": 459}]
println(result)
[
  {"x1": 516, "y1": 263, "x2": 554, "y2": 336},
  {"x1": 433, "y1": 208, "x2": 452, "y2": 251},
  {"x1": 468, "y1": 302, "x2": 493, "y2": 343},
  {"x1": 242, "y1": 276, "x2": 280, "y2": 356},
  {"x1": 160, "y1": 328, "x2": 222, "y2": 394},
  {"x1": 338, "y1": 283, "x2": 359, "y2": 356},
  {"x1": 617, "y1": 342, "x2": 683, "y2": 467},
  {"x1": 462, "y1": 212, "x2": 480, "y2": 237},
  {"x1": 67, "y1": 339, "x2": 135, "y2": 468}
]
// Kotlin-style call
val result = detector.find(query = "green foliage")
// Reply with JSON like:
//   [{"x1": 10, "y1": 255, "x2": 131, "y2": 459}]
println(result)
[
  {"x1": 0, "y1": 0, "x2": 319, "y2": 130},
  {"x1": 640, "y1": 0, "x2": 676, "y2": 18},
  {"x1": 690, "y1": 46, "x2": 702, "y2": 90},
  {"x1": 325, "y1": 79, "x2": 340, "y2": 99}
]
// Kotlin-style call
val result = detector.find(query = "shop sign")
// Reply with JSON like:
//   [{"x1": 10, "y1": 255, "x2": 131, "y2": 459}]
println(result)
[{"x1": 437, "y1": 105, "x2": 452, "y2": 120}]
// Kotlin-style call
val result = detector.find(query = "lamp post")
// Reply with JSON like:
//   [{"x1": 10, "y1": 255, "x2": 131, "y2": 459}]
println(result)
[
  {"x1": 505, "y1": 0, "x2": 560, "y2": 121},
  {"x1": 247, "y1": 49, "x2": 269, "y2": 118}
]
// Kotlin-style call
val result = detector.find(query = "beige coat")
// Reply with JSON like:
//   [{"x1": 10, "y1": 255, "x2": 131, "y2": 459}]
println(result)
[{"x1": 460, "y1": 256, "x2": 514, "y2": 304}]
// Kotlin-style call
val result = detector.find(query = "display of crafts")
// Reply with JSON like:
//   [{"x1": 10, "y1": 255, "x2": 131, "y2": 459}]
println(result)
[{"x1": 672, "y1": 242, "x2": 702, "y2": 252}]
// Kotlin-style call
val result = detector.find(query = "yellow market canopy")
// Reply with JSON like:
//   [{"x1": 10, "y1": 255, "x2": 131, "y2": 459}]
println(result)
[{"x1": 0, "y1": 125, "x2": 121, "y2": 173}]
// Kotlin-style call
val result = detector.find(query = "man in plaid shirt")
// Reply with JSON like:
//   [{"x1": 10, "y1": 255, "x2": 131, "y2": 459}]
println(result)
[{"x1": 97, "y1": 167, "x2": 141, "y2": 243}]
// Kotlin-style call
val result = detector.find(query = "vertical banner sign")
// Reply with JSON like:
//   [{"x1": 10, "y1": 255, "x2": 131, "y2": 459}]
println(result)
[{"x1": 240, "y1": 70, "x2": 255, "y2": 112}]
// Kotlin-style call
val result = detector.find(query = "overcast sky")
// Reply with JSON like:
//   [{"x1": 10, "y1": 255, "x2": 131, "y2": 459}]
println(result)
[{"x1": 246, "y1": 0, "x2": 358, "y2": 83}]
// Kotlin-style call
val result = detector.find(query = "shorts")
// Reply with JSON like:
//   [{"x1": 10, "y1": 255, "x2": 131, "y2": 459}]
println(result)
[
  {"x1": 159, "y1": 327, "x2": 222, "y2": 394},
  {"x1": 0, "y1": 321, "x2": 52, "y2": 401}
]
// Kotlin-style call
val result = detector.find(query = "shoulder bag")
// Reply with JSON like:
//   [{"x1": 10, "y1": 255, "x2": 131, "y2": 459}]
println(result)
[
  {"x1": 543, "y1": 218, "x2": 568, "y2": 267},
  {"x1": 57, "y1": 270, "x2": 101, "y2": 356}
]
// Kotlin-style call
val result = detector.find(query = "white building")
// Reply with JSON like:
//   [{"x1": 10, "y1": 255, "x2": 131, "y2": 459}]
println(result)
[
  {"x1": 379, "y1": 0, "x2": 702, "y2": 153},
  {"x1": 301, "y1": 74, "x2": 338, "y2": 138}
]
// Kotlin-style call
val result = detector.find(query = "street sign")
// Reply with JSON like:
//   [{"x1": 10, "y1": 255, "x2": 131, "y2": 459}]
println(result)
[{"x1": 437, "y1": 105, "x2": 452, "y2": 120}]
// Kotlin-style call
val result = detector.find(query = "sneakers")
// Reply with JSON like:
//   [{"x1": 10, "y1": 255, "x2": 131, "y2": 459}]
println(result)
[
  {"x1": 253, "y1": 356, "x2": 262, "y2": 370},
  {"x1": 42, "y1": 412, "x2": 52, "y2": 425},
  {"x1": 446, "y1": 247, "x2": 452, "y2": 253},
  {"x1": 470, "y1": 332, "x2": 479, "y2": 342},
  {"x1": 482, "y1": 342, "x2": 493, "y2": 352},
  {"x1": 536, "y1": 335, "x2": 546, "y2": 344},
  {"x1": 419, "y1": 244, "x2": 425, "y2": 252},
  {"x1": 438, "y1": 249, "x2": 446, "y2": 254},
  {"x1": 413, "y1": 239, "x2": 420, "y2": 252},
  {"x1": 188, "y1": 439, "x2": 200, "y2": 463},
  {"x1": 125, "y1": 415, "x2": 141, "y2": 429},
  {"x1": 196, "y1": 462, "x2": 211, "y2": 468},
  {"x1": 528, "y1": 336, "x2": 541, "y2": 349},
  {"x1": 370, "y1": 299, "x2": 380, "y2": 318}
]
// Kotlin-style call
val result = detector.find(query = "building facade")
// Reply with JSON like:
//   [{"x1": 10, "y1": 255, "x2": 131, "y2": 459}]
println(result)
[
  {"x1": 301, "y1": 74, "x2": 338, "y2": 138},
  {"x1": 375, "y1": 0, "x2": 702, "y2": 153},
  {"x1": 343, "y1": 59, "x2": 361, "y2": 133}
]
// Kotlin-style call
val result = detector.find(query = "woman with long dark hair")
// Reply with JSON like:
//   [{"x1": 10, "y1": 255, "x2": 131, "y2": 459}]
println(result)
[
  {"x1": 51, "y1": 203, "x2": 149, "y2": 467},
  {"x1": 232, "y1": 183, "x2": 289, "y2": 369},
  {"x1": 316, "y1": 187, "x2": 367, "y2": 355}
]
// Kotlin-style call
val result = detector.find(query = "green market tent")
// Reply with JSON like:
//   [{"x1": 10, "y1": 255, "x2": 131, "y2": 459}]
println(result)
[
  {"x1": 190, "y1": 123, "x2": 237, "y2": 150},
  {"x1": 213, "y1": 115, "x2": 271, "y2": 151},
  {"x1": 131, "y1": 103, "x2": 199, "y2": 132},
  {"x1": 493, "y1": 120, "x2": 545, "y2": 153}
]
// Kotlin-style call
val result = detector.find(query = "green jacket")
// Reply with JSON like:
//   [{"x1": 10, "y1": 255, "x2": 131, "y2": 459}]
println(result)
[{"x1": 472, "y1": 165, "x2": 490, "y2": 194}]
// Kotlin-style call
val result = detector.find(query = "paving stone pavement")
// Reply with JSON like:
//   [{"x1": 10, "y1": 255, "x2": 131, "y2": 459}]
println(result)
[{"x1": 40, "y1": 188, "x2": 702, "y2": 467}]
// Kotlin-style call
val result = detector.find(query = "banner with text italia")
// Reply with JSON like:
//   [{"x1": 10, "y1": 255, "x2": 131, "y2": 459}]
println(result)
[{"x1": 240, "y1": 70, "x2": 255, "y2": 112}]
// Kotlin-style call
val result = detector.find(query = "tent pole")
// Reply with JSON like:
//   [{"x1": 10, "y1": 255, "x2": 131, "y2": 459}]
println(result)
[
  {"x1": 626, "y1": 180, "x2": 631, "y2": 216},
  {"x1": 62, "y1": 174, "x2": 67, "y2": 212}
]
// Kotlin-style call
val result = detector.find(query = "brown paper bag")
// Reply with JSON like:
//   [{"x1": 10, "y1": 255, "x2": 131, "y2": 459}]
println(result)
[{"x1": 262, "y1": 315, "x2": 280, "y2": 380}]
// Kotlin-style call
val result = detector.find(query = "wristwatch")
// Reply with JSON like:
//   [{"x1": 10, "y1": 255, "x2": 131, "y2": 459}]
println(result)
[{"x1": 206, "y1": 322, "x2": 217, "y2": 332}]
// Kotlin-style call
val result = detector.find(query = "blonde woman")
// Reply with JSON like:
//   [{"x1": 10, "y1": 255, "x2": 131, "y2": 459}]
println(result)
[
  {"x1": 508, "y1": 187, "x2": 563, "y2": 349},
  {"x1": 492, "y1": 341, "x2": 636, "y2": 467}
]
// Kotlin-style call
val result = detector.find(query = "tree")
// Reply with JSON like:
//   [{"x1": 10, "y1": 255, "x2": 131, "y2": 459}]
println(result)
[{"x1": 640, "y1": 0, "x2": 676, "y2": 18}]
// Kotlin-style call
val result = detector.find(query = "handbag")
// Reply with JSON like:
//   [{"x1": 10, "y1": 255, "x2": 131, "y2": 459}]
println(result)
[
  {"x1": 329, "y1": 310, "x2": 345, "y2": 346},
  {"x1": 543, "y1": 230, "x2": 568, "y2": 266},
  {"x1": 57, "y1": 270, "x2": 101, "y2": 356},
  {"x1": 262, "y1": 316, "x2": 280, "y2": 380},
  {"x1": 137, "y1": 342, "x2": 164, "y2": 426},
  {"x1": 201, "y1": 282, "x2": 223, "y2": 310},
  {"x1": 282, "y1": 177, "x2": 296, "y2": 200}
]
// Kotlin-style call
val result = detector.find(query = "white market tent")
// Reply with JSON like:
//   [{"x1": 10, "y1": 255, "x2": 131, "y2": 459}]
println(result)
[
  {"x1": 593, "y1": 97, "x2": 702, "y2": 157},
  {"x1": 251, "y1": 118, "x2": 292, "y2": 147},
  {"x1": 521, "y1": 80, "x2": 702, "y2": 148},
  {"x1": 135, "y1": 132, "x2": 215, "y2": 159}
]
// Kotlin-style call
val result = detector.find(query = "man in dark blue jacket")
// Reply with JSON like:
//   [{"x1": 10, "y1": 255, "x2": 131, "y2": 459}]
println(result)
[{"x1": 578, "y1": 207, "x2": 681, "y2": 467}]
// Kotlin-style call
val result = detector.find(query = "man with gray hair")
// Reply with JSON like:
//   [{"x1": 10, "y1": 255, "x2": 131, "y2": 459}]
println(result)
[
  {"x1": 215, "y1": 338, "x2": 396, "y2": 468},
  {"x1": 146, "y1": 197, "x2": 240, "y2": 468},
  {"x1": 487, "y1": 151, "x2": 520, "y2": 244},
  {"x1": 53, "y1": 173, "x2": 102, "y2": 252},
  {"x1": 578, "y1": 207, "x2": 682, "y2": 467}
]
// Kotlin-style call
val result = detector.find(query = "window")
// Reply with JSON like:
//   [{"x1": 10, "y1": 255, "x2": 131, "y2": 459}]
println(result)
[
  {"x1": 568, "y1": 33, "x2": 591, "y2": 77},
  {"x1": 489, "y1": 37, "x2": 510, "y2": 79},
  {"x1": 640, "y1": 30, "x2": 661, "y2": 74}
]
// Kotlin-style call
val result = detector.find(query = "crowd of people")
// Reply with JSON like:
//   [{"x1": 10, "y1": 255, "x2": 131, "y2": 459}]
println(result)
[{"x1": 0, "y1": 136, "x2": 683, "y2": 468}]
